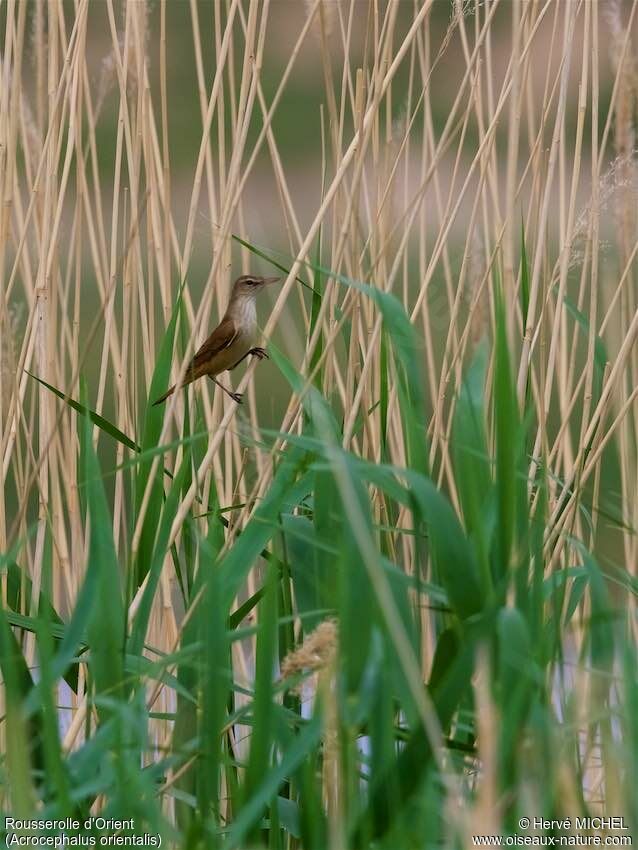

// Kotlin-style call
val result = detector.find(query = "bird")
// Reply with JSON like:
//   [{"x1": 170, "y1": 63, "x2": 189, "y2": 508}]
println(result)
[{"x1": 152, "y1": 274, "x2": 280, "y2": 406}]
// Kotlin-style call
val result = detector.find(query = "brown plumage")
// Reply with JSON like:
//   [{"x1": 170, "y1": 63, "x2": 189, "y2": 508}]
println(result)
[{"x1": 153, "y1": 274, "x2": 279, "y2": 406}]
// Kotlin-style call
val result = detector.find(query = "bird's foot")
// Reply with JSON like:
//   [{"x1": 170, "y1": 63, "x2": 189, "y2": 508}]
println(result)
[
  {"x1": 250, "y1": 347, "x2": 269, "y2": 360},
  {"x1": 231, "y1": 391, "x2": 243, "y2": 404}
]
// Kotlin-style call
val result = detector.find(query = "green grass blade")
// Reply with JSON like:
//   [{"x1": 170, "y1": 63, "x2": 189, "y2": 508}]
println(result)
[
  {"x1": 27, "y1": 371, "x2": 140, "y2": 451},
  {"x1": 452, "y1": 339, "x2": 493, "y2": 594},
  {"x1": 133, "y1": 281, "x2": 185, "y2": 586},
  {"x1": 492, "y1": 280, "x2": 519, "y2": 583},
  {"x1": 405, "y1": 471, "x2": 483, "y2": 621},
  {"x1": 78, "y1": 381, "x2": 126, "y2": 717},
  {"x1": 228, "y1": 710, "x2": 323, "y2": 848},
  {"x1": 241, "y1": 560, "x2": 279, "y2": 845}
]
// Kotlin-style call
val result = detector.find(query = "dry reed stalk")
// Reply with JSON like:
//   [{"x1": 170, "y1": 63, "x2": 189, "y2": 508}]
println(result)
[{"x1": 157, "y1": 1, "x2": 435, "y2": 566}]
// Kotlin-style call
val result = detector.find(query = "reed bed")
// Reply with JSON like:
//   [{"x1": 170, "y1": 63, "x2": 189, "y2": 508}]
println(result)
[{"x1": 0, "y1": 1, "x2": 637, "y2": 847}]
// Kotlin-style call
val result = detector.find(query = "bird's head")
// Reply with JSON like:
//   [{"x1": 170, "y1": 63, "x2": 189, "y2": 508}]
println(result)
[{"x1": 232, "y1": 274, "x2": 280, "y2": 299}]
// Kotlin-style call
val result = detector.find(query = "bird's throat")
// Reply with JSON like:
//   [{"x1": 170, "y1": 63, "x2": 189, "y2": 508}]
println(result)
[{"x1": 228, "y1": 294, "x2": 258, "y2": 335}]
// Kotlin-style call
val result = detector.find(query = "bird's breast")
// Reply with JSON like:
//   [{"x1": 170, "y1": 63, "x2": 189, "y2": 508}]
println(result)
[
  {"x1": 219, "y1": 299, "x2": 258, "y2": 373},
  {"x1": 235, "y1": 296, "x2": 257, "y2": 331}
]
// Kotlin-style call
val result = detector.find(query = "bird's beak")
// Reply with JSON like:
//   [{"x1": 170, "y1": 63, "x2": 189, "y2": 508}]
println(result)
[{"x1": 263, "y1": 276, "x2": 281, "y2": 285}]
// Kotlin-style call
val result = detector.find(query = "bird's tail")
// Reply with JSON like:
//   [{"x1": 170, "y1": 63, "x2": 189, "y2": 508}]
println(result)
[{"x1": 152, "y1": 384, "x2": 176, "y2": 406}]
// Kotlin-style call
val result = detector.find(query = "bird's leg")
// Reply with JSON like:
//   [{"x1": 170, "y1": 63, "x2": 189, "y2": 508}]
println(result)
[
  {"x1": 210, "y1": 376, "x2": 243, "y2": 404},
  {"x1": 230, "y1": 347, "x2": 269, "y2": 369},
  {"x1": 249, "y1": 347, "x2": 269, "y2": 360}
]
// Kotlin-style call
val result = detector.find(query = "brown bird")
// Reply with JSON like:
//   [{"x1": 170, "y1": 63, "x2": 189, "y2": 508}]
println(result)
[{"x1": 153, "y1": 274, "x2": 280, "y2": 406}]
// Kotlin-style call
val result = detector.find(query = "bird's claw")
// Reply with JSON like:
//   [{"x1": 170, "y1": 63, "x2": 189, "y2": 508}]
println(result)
[
  {"x1": 251, "y1": 347, "x2": 269, "y2": 360},
  {"x1": 231, "y1": 392, "x2": 243, "y2": 404}
]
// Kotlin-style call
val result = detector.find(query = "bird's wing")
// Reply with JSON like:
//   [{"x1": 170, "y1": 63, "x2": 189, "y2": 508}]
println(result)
[{"x1": 189, "y1": 317, "x2": 238, "y2": 373}]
